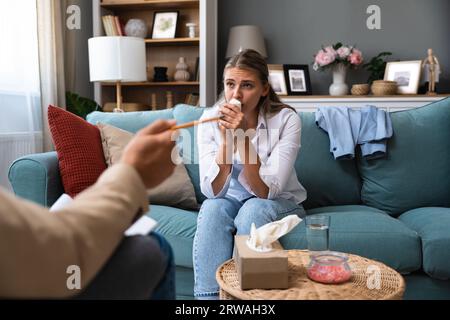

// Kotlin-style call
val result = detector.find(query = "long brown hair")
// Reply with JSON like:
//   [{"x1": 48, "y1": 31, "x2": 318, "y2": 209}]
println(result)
[{"x1": 223, "y1": 49, "x2": 295, "y2": 114}]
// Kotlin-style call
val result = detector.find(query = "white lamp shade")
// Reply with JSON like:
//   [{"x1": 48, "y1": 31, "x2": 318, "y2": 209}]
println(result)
[
  {"x1": 225, "y1": 25, "x2": 267, "y2": 58},
  {"x1": 88, "y1": 36, "x2": 147, "y2": 82}
]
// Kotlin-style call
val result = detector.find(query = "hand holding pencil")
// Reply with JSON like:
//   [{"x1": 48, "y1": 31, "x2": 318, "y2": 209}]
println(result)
[
  {"x1": 169, "y1": 99, "x2": 241, "y2": 131},
  {"x1": 170, "y1": 116, "x2": 223, "y2": 130}
]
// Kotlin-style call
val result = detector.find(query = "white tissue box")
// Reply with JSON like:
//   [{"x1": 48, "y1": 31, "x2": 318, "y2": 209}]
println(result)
[{"x1": 233, "y1": 235, "x2": 288, "y2": 290}]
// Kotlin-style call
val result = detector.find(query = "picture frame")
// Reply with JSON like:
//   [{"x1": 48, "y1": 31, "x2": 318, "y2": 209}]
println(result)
[
  {"x1": 283, "y1": 64, "x2": 312, "y2": 95},
  {"x1": 267, "y1": 64, "x2": 287, "y2": 96},
  {"x1": 151, "y1": 11, "x2": 179, "y2": 39},
  {"x1": 384, "y1": 60, "x2": 422, "y2": 94}
]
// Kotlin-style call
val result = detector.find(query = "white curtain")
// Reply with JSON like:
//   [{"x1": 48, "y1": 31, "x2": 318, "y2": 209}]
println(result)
[
  {"x1": 37, "y1": 0, "x2": 66, "y2": 152},
  {"x1": 0, "y1": 0, "x2": 43, "y2": 190}
]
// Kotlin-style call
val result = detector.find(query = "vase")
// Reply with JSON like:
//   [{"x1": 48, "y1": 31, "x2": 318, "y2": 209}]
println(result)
[
  {"x1": 329, "y1": 64, "x2": 349, "y2": 96},
  {"x1": 153, "y1": 66, "x2": 168, "y2": 82},
  {"x1": 124, "y1": 19, "x2": 148, "y2": 38},
  {"x1": 186, "y1": 23, "x2": 196, "y2": 38},
  {"x1": 174, "y1": 57, "x2": 190, "y2": 82}
]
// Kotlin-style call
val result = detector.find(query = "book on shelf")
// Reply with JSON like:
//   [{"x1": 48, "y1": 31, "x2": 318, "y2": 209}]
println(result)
[
  {"x1": 102, "y1": 15, "x2": 124, "y2": 36},
  {"x1": 185, "y1": 93, "x2": 200, "y2": 106},
  {"x1": 114, "y1": 16, "x2": 125, "y2": 36},
  {"x1": 193, "y1": 57, "x2": 199, "y2": 81}
]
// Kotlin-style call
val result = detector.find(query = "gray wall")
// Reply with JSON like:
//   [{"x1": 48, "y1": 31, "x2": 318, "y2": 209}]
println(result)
[
  {"x1": 218, "y1": 0, "x2": 450, "y2": 95},
  {"x1": 63, "y1": 0, "x2": 94, "y2": 100}
]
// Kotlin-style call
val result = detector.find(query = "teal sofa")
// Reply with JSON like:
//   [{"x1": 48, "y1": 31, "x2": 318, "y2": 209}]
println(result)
[{"x1": 9, "y1": 98, "x2": 450, "y2": 300}]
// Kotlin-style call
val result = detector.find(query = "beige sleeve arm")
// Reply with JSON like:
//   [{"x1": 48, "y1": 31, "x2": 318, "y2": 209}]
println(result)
[{"x1": 0, "y1": 163, "x2": 149, "y2": 298}]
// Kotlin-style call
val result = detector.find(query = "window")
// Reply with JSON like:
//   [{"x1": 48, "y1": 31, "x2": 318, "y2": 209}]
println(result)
[{"x1": 0, "y1": 0, "x2": 42, "y2": 188}]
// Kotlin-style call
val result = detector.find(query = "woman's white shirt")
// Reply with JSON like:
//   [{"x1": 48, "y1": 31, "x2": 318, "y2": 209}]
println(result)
[{"x1": 197, "y1": 105, "x2": 307, "y2": 204}]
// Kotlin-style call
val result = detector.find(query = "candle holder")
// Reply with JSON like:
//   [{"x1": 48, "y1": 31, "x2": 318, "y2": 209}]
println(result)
[
  {"x1": 153, "y1": 66, "x2": 168, "y2": 82},
  {"x1": 186, "y1": 22, "x2": 196, "y2": 38}
]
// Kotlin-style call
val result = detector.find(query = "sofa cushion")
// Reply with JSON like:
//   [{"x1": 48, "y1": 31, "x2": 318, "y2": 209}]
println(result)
[
  {"x1": 280, "y1": 205, "x2": 422, "y2": 273},
  {"x1": 86, "y1": 106, "x2": 208, "y2": 203},
  {"x1": 173, "y1": 104, "x2": 207, "y2": 204},
  {"x1": 147, "y1": 205, "x2": 198, "y2": 268},
  {"x1": 399, "y1": 207, "x2": 450, "y2": 280},
  {"x1": 86, "y1": 109, "x2": 174, "y2": 133},
  {"x1": 357, "y1": 98, "x2": 450, "y2": 216},
  {"x1": 48, "y1": 106, "x2": 107, "y2": 197},
  {"x1": 96, "y1": 123, "x2": 198, "y2": 210},
  {"x1": 296, "y1": 112, "x2": 362, "y2": 209},
  {"x1": 307, "y1": 204, "x2": 387, "y2": 215}
]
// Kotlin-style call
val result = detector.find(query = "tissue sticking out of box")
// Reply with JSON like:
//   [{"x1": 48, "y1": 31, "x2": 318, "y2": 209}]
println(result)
[
  {"x1": 228, "y1": 98, "x2": 242, "y2": 110},
  {"x1": 246, "y1": 215, "x2": 302, "y2": 252}
]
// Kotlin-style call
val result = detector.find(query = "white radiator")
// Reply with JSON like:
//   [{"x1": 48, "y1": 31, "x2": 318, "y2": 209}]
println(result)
[{"x1": 0, "y1": 132, "x2": 43, "y2": 190}]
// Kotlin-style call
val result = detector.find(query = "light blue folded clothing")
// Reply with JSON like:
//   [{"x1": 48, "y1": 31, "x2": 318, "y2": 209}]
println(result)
[{"x1": 315, "y1": 105, "x2": 393, "y2": 160}]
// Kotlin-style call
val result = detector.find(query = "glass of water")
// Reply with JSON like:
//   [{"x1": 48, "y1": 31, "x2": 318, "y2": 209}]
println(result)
[{"x1": 306, "y1": 215, "x2": 330, "y2": 254}]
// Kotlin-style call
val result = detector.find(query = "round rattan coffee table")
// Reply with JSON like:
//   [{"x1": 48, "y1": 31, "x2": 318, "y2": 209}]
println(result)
[{"x1": 216, "y1": 250, "x2": 405, "y2": 300}]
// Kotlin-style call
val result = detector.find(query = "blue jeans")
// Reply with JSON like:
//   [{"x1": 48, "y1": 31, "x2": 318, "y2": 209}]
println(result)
[
  {"x1": 150, "y1": 232, "x2": 176, "y2": 300},
  {"x1": 193, "y1": 197, "x2": 306, "y2": 297}
]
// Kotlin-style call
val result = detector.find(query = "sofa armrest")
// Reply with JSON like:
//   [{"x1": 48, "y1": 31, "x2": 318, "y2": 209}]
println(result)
[{"x1": 8, "y1": 152, "x2": 64, "y2": 207}]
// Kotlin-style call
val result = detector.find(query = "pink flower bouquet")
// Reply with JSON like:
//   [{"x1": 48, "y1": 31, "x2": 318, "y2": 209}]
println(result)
[{"x1": 313, "y1": 42, "x2": 363, "y2": 71}]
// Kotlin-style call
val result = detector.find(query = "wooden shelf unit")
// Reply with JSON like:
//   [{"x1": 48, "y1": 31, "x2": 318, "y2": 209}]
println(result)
[
  {"x1": 281, "y1": 94, "x2": 450, "y2": 112},
  {"x1": 144, "y1": 37, "x2": 199, "y2": 45},
  {"x1": 280, "y1": 94, "x2": 450, "y2": 99},
  {"x1": 95, "y1": 0, "x2": 202, "y2": 110},
  {"x1": 101, "y1": 81, "x2": 199, "y2": 86},
  {"x1": 100, "y1": 0, "x2": 199, "y2": 10}
]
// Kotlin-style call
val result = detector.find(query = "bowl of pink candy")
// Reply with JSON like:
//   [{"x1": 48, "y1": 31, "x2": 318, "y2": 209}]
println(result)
[{"x1": 307, "y1": 251, "x2": 352, "y2": 284}]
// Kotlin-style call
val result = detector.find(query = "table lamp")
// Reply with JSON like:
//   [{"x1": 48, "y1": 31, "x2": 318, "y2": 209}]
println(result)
[
  {"x1": 88, "y1": 36, "x2": 147, "y2": 112},
  {"x1": 225, "y1": 25, "x2": 267, "y2": 59}
]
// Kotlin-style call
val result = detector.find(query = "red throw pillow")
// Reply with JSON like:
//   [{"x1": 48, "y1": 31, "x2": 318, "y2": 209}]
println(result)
[{"x1": 48, "y1": 105, "x2": 107, "y2": 197}]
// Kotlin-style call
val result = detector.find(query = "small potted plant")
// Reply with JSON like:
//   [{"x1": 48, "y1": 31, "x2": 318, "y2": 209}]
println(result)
[
  {"x1": 362, "y1": 52, "x2": 396, "y2": 95},
  {"x1": 66, "y1": 91, "x2": 102, "y2": 119},
  {"x1": 363, "y1": 52, "x2": 392, "y2": 84}
]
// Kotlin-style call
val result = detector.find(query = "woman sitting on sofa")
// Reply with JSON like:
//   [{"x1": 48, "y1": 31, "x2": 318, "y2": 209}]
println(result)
[{"x1": 194, "y1": 49, "x2": 307, "y2": 299}]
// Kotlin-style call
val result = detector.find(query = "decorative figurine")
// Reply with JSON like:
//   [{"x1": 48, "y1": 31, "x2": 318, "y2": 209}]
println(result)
[
  {"x1": 174, "y1": 57, "x2": 190, "y2": 82},
  {"x1": 421, "y1": 48, "x2": 441, "y2": 95}
]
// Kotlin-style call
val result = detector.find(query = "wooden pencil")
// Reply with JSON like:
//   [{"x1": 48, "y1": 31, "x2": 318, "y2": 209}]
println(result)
[{"x1": 170, "y1": 116, "x2": 222, "y2": 130}]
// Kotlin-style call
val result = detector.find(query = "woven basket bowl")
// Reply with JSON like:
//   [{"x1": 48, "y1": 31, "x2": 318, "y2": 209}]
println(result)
[
  {"x1": 371, "y1": 80, "x2": 398, "y2": 96},
  {"x1": 351, "y1": 84, "x2": 370, "y2": 95}
]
